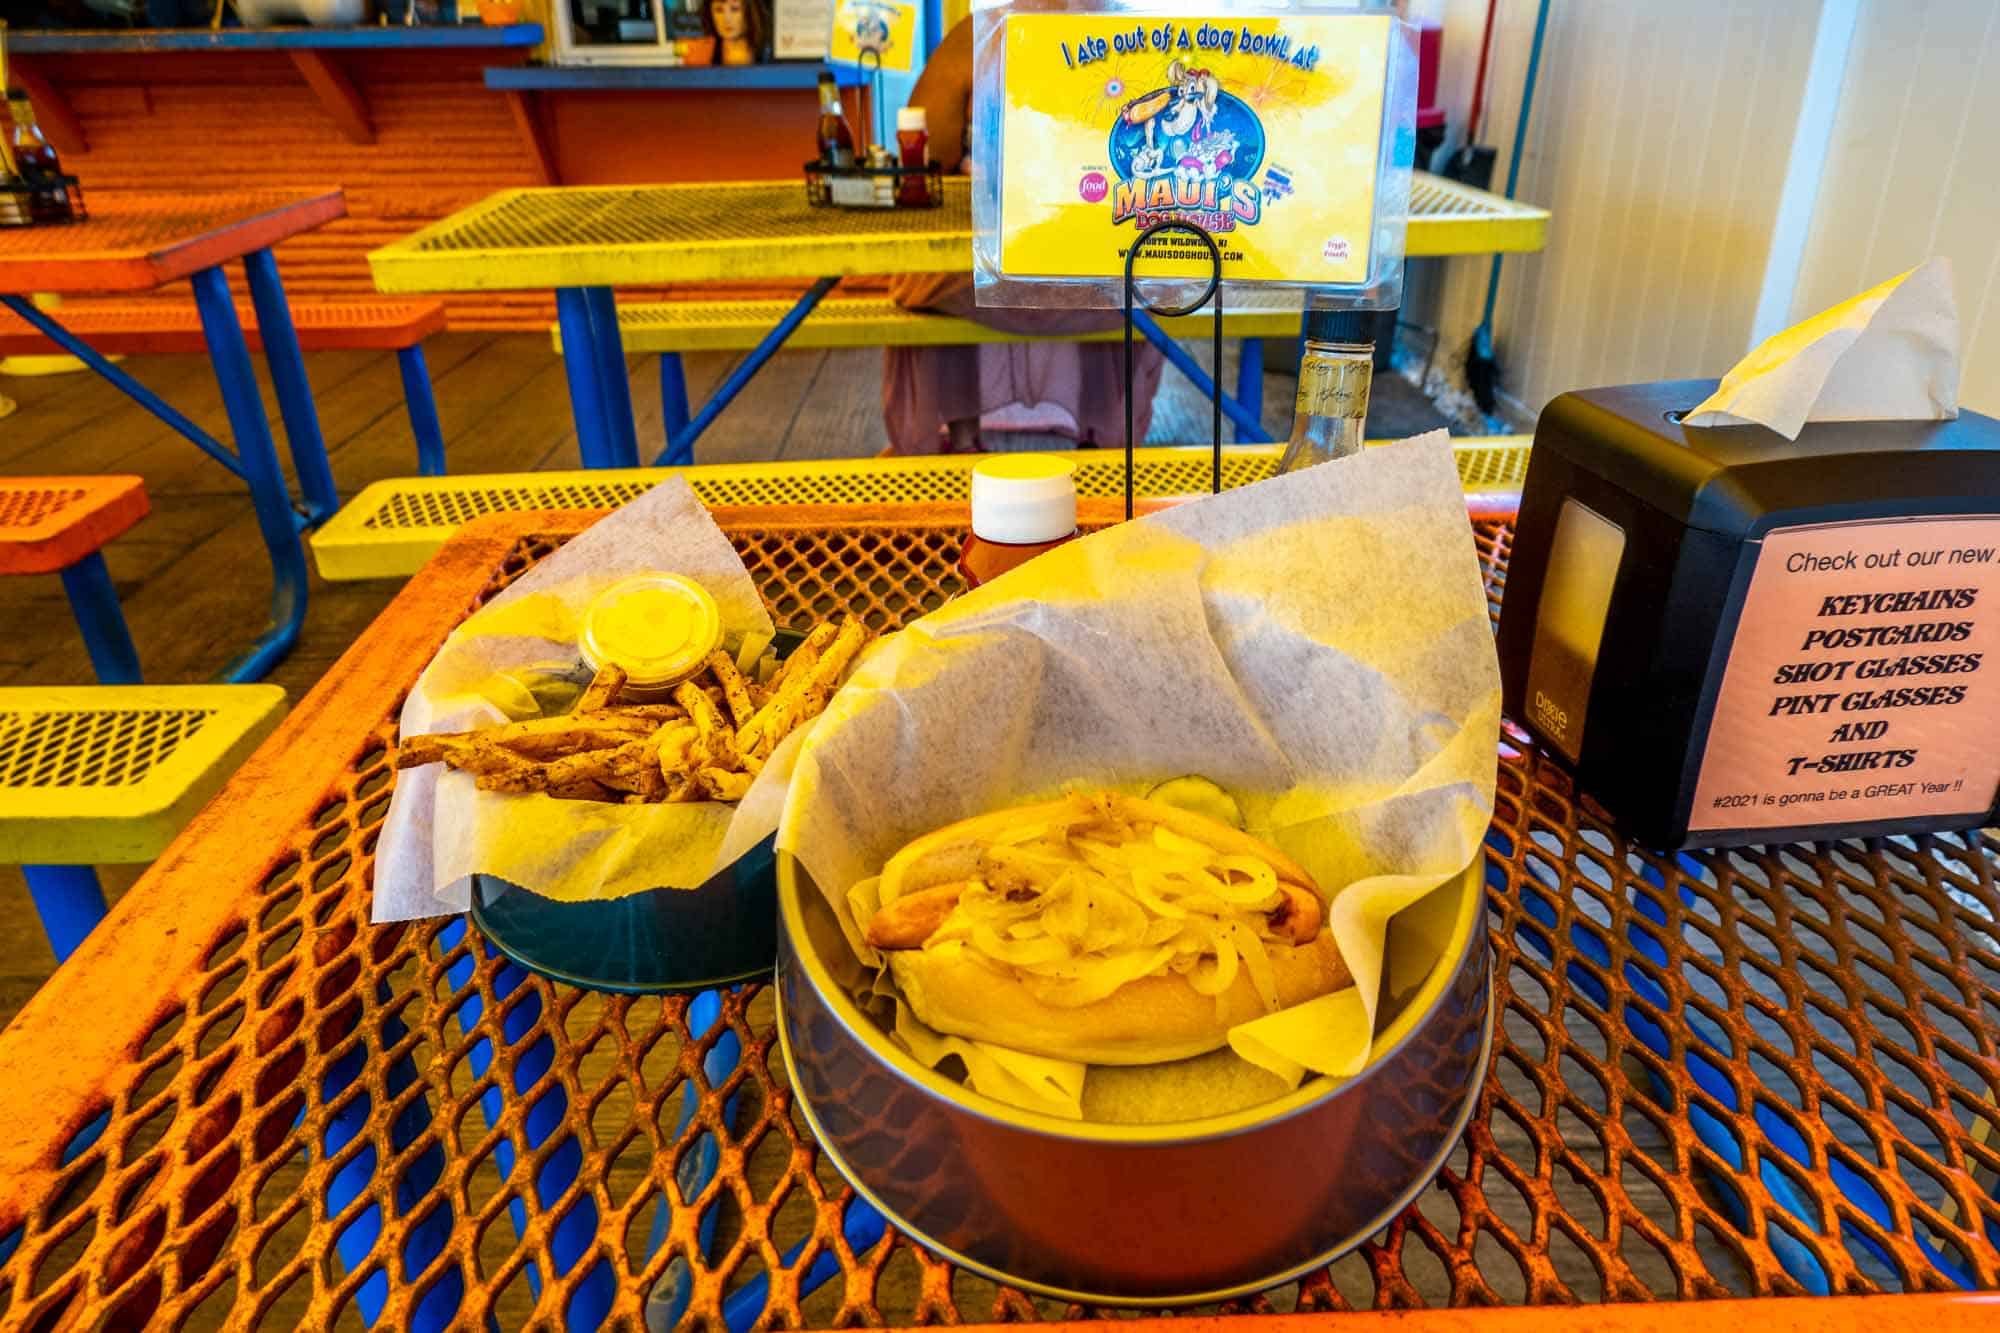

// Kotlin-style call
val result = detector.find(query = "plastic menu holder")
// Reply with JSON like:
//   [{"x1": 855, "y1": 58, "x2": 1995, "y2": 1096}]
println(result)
[{"x1": 970, "y1": 0, "x2": 1417, "y2": 311}]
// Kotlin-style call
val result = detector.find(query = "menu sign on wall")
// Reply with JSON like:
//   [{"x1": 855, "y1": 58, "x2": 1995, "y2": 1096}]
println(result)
[{"x1": 774, "y1": 0, "x2": 835, "y2": 58}]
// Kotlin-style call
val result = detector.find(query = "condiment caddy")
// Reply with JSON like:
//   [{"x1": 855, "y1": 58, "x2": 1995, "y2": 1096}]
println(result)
[{"x1": 804, "y1": 69, "x2": 940, "y2": 211}]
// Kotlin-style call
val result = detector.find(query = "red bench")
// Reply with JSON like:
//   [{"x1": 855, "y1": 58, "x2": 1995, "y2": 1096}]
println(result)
[{"x1": 0, "y1": 300, "x2": 451, "y2": 474}]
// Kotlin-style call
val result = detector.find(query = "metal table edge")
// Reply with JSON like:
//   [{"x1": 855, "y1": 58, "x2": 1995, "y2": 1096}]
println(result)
[{"x1": 0, "y1": 514, "x2": 547, "y2": 1222}]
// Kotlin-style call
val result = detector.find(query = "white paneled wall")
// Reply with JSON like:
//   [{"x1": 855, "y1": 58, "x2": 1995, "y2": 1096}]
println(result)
[
  {"x1": 1788, "y1": 0, "x2": 2000, "y2": 414},
  {"x1": 1405, "y1": 0, "x2": 1827, "y2": 415}
]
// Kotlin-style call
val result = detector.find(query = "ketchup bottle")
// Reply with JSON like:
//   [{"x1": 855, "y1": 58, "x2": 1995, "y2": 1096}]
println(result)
[
  {"x1": 958, "y1": 456, "x2": 1079, "y2": 590},
  {"x1": 896, "y1": 105, "x2": 930, "y2": 207}
]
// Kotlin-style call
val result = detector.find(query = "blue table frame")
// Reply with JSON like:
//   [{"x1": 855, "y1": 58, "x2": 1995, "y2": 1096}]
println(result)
[
  {"x1": 549, "y1": 279, "x2": 1283, "y2": 471},
  {"x1": 1, "y1": 249, "x2": 333, "y2": 683}
]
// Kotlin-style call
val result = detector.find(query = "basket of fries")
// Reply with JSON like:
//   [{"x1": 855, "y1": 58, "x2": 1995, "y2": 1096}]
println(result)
[
  {"x1": 373, "y1": 481, "x2": 875, "y2": 993},
  {"x1": 419, "y1": 622, "x2": 864, "y2": 992}
]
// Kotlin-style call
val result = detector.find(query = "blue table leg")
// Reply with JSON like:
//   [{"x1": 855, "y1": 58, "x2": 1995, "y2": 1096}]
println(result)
[
  {"x1": 556, "y1": 289, "x2": 617, "y2": 470},
  {"x1": 438, "y1": 917, "x2": 615, "y2": 1326},
  {"x1": 1235, "y1": 336, "x2": 1264, "y2": 427},
  {"x1": 21, "y1": 866, "x2": 108, "y2": 963},
  {"x1": 642, "y1": 988, "x2": 740, "y2": 1328},
  {"x1": 22, "y1": 552, "x2": 138, "y2": 961},
  {"x1": 652, "y1": 277, "x2": 837, "y2": 468},
  {"x1": 581, "y1": 286, "x2": 640, "y2": 469},
  {"x1": 243, "y1": 248, "x2": 339, "y2": 526},
  {"x1": 659, "y1": 355, "x2": 691, "y2": 447},
  {"x1": 190, "y1": 265, "x2": 309, "y2": 683},
  {"x1": 320, "y1": 986, "x2": 463, "y2": 1330},
  {"x1": 396, "y1": 345, "x2": 449, "y2": 476},
  {"x1": 0, "y1": 294, "x2": 245, "y2": 484},
  {"x1": 1130, "y1": 310, "x2": 1273, "y2": 444},
  {"x1": 57, "y1": 551, "x2": 141, "y2": 685}
]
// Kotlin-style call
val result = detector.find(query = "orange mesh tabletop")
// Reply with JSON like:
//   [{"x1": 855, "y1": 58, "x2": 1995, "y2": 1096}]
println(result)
[
  {"x1": 0, "y1": 506, "x2": 1994, "y2": 1329},
  {"x1": 0, "y1": 475, "x2": 148, "y2": 576},
  {"x1": 0, "y1": 185, "x2": 359, "y2": 681},
  {"x1": 0, "y1": 298, "x2": 446, "y2": 355},
  {"x1": 0, "y1": 190, "x2": 346, "y2": 294}
]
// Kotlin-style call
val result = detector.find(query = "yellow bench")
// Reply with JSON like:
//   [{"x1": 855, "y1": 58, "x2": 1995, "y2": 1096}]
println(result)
[
  {"x1": 307, "y1": 438, "x2": 1532, "y2": 582},
  {"x1": 0, "y1": 686, "x2": 287, "y2": 960}
]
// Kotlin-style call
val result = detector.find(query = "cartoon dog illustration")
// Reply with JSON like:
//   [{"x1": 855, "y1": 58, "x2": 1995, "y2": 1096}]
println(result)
[
  {"x1": 1155, "y1": 59, "x2": 1220, "y2": 148},
  {"x1": 1120, "y1": 60, "x2": 1230, "y2": 189}
]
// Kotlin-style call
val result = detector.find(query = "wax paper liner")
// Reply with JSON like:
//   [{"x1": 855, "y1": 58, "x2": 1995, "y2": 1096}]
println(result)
[
  {"x1": 372, "y1": 479, "x2": 787, "y2": 922},
  {"x1": 779, "y1": 433, "x2": 1500, "y2": 1120}
]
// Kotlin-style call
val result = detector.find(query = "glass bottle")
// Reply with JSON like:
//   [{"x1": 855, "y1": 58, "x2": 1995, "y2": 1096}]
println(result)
[
  {"x1": 1274, "y1": 309, "x2": 1376, "y2": 475},
  {"x1": 8, "y1": 95, "x2": 73, "y2": 224},
  {"x1": 816, "y1": 72, "x2": 856, "y2": 168},
  {"x1": 0, "y1": 128, "x2": 24, "y2": 228}
]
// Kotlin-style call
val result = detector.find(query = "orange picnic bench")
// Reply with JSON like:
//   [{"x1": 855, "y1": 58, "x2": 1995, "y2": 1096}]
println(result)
[{"x1": 0, "y1": 298, "x2": 451, "y2": 475}]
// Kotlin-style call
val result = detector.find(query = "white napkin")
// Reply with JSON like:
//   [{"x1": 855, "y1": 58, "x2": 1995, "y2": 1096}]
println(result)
[{"x1": 1684, "y1": 257, "x2": 1959, "y2": 440}]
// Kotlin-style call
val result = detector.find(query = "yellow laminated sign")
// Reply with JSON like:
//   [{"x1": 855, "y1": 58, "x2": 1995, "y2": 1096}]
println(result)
[{"x1": 999, "y1": 12, "x2": 1397, "y2": 284}]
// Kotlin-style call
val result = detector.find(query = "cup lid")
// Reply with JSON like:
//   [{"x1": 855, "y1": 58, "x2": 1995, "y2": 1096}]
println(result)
[
  {"x1": 970, "y1": 455, "x2": 1079, "y2": 544},
  {"x1": 579, "y1": 573, "x2": 722, "y2": 687}
]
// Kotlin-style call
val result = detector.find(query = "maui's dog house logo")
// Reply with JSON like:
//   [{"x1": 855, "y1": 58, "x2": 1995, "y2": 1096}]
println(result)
[{"x1": 1108, "y1": 60, "x2": 1266, "y2": 231}]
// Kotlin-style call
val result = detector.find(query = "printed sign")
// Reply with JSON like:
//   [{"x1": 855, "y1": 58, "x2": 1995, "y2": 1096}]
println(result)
[
  {"x1": 775, "y1": 0, "x2": 835, "y2": 59},
  {"x1": 830, "y1": 0, "x2": 917, "y2": 71},
  {"x1": 998, "y1": 12, "x2": 1395, "y2": 284},
  {"x1": 1689, "y1": 516, "x2": 2000, "y2": 833}
]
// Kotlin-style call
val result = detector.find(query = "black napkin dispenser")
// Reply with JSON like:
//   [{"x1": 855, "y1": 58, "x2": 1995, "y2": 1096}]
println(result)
[{"x1": 1495, "y1": 379, "x2": 2000, "y2": 849}]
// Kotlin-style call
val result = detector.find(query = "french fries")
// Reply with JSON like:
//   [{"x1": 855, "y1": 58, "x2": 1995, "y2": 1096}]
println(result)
[
  {"x1": 707, "y1": 650, "x2": 757, "y2": 729},
  {"x1": 394, "y1": 614, "x2": 870, "y2": 805},
  {"x1": 576, "y1": 664, "x2": 628, "y2": 712}
]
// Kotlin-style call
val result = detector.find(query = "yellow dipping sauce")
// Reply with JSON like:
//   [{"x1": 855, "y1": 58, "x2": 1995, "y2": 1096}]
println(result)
[{"x1": 578, "y1": 573, "x2": 722, "y2": 696}]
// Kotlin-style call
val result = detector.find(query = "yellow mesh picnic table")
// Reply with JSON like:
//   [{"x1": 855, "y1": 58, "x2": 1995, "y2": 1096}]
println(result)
[{"x1": 369, "y1": 173, "x2": 1548, "y2": 292}]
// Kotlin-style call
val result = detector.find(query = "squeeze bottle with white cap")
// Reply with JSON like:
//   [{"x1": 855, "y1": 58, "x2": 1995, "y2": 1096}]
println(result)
[{"x1": 958, "y1": 455, "x2": 1078, "y2": 590}]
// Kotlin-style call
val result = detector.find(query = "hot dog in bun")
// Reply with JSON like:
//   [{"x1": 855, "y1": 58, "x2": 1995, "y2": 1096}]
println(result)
[{"x1": 863, "y1": 791, "x2": 1348, "y2": 1065}]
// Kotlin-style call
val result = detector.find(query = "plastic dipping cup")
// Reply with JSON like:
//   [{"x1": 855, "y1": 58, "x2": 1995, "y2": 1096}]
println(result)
[{"x1": 579, "y1": 573, "x2": 723, "y2": 699}]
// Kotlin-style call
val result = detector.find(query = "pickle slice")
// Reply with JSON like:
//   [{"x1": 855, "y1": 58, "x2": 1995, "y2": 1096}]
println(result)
[{"x1": 1144, "y1": 776, "x2": 1244, "y2": 829}]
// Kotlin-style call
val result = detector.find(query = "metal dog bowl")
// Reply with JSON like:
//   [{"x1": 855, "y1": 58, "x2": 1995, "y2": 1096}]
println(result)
[
  {"x1": 775, "y1": 851, "x2": 1492, "y2": 1304},
  {"x1": 467, "y1": 834, "x2": 778, "y2": 994}
]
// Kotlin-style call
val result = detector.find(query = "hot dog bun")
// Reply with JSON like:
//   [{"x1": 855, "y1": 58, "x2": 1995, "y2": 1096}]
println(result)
[
  {"x1": 871, "y1": 791, "x2": 1348, "y2": 1065},
  {"x1": 888, "y1": 929, "x2": 1349, "y2": 1065}
]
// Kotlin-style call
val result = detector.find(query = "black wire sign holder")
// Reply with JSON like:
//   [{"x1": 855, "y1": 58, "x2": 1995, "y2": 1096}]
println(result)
[{"x1": 1122, "y1": 219, "x2": 1225, "y2": 520}]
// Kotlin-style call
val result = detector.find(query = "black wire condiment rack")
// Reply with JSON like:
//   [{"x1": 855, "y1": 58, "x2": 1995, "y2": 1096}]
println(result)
[{"x1": 803, "y1": 50, "x2": 942, "y2": 212}]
